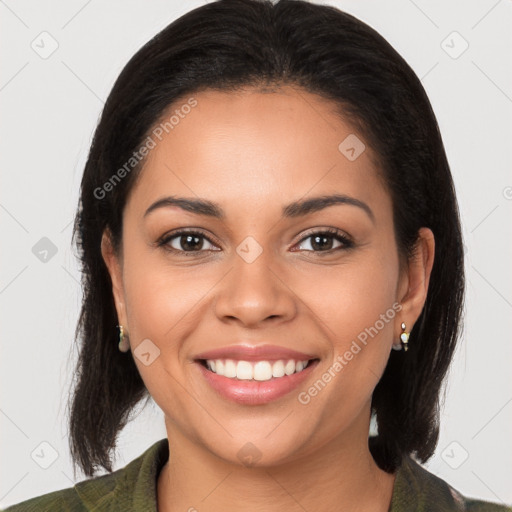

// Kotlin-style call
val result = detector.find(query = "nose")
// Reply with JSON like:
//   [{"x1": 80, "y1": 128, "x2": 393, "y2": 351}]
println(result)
[{"x1": 213, "y1": 248, "x2": 297, "y2": 328}]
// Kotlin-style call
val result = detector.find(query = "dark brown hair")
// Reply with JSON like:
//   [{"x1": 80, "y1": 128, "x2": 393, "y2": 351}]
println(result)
[{"x1": 68, "y1": 0, "x2": 464, "y2": 477}]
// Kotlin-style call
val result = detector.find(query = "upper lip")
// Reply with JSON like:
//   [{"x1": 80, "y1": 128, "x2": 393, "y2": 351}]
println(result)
[{"x1": 194, "y1": 344, "x2": 318, "y2": 362}]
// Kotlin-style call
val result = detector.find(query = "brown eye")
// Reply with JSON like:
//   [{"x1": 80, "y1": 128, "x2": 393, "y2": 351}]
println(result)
[
  {"x1": 158, "y1": 230, "x2": 219, "y2": 254},
  {"x1": 294, "y1": 229, "x2": 353, "y2": 253}
]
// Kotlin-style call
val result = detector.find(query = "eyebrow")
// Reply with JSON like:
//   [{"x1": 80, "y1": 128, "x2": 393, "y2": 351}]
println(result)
[{"x1": 144, "y1": 194, "x2": 375, "y2": 223}]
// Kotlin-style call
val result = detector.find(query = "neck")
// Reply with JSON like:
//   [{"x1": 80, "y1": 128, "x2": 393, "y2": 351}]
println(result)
[{"x1": 157, "y1": 411, "x2": 396, "y2": 512}]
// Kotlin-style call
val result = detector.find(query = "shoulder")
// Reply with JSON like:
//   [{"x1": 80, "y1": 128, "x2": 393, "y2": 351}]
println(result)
[
  {"x1": 1, "y1": 439, "x2": 169, "y2": 512},
  {"x1": 391, "y1": 454, "x2": 512, "y2": 512},
  {"x1": 464, "y1": 499, "x2": 512, "y2": 512},
  {"x1": 1, "y1": 487, "x2": 86, "y2": 512},
  {"x1": 1, "y1": 469, "x2": 120, "y2": 512}
]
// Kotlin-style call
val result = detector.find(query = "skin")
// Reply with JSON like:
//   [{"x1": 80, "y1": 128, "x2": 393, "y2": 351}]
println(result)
[{"x1": 102, "y1": 85, "x2": 434, "y2": 512}]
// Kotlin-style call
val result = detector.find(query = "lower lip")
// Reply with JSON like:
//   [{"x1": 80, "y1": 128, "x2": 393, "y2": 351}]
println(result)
[{"x1": 195, "y1": 360, "x2": 319, "y2": 405}]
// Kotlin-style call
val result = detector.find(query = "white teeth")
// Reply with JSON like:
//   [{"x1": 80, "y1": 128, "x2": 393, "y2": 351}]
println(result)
[
  {"x1": 236, "y1": 361, "x2": 253, "y2": 380},
  {"x1": 224, "y1": 359, "x2": 237, "y2": 378},
  {"x1": 204, "y1": 358, "x2": 311, "y2": 380},
  {"x1": 285, "y1": 360, "x2": 296, "y2": 375},
  {"x1": 253, "y1": 361, "x2": 273, "y2": 381},
  {"x1": 272, "y1": 360, "x2": 285, "y2": 378}
]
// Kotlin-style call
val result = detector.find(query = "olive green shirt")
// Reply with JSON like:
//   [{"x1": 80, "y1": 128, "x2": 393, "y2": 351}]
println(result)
[{"x1": 2, "y1": 438, "x2": 510, "y2": 511}]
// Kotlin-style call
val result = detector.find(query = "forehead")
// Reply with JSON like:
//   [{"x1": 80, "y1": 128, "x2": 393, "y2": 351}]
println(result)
[{"x1": 127, "y1": 86, "x2": 389, "y2": 219}]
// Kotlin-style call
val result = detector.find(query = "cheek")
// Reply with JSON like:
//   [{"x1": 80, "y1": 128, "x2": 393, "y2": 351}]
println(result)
[
  {"x1": 120, "y1": 252, "x2": 206, "y2": 413},
  {"x1": 301, "y1": 250, "x2": 400, "y2": 402},
  {"x1": 120, "y1": 223, "x2": 213, "y2": 339},
  {"x1": 120, "y1": 243, "x2": 226, "y2": 410},
  {"x1": 305, "y1": 252, "x2": 399, "y2": 343}
]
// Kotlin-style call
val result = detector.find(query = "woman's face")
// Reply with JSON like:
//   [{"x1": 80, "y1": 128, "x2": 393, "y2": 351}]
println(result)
[{"x1": 103, "y1": 85, "x2": 432, "y2": 466}]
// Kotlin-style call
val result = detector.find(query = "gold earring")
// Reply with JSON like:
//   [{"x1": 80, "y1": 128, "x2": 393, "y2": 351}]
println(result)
[
  {"x1": 400, "y1": 322, "x2": 410, "y2": 352},
  {"x1": 118, "y1": 325, "x2": 130, "y2": 353}
]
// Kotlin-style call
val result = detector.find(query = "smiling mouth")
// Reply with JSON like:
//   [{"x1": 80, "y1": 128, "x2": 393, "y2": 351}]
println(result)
[{"x1": 196, "y1": 358, "x2": 320, "y2": 381}]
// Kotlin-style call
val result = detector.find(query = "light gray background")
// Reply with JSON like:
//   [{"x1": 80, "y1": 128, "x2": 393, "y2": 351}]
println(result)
[{"x1": 1, "y1": 0, "x2": 511, "y2": 508}]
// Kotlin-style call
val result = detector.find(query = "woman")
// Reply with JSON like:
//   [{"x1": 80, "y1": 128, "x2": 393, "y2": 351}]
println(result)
[{"x1": 3, "y1": 0, "x2": 510, "y2": 510}]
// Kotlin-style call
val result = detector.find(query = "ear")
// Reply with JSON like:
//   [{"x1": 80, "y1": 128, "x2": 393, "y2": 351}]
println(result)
[
  {"x1": 397, "y1": 227, "x2": 435, "y2": 329},
  {"x1": 101, "y1": 229, "x2": 128, "y2": 328}
]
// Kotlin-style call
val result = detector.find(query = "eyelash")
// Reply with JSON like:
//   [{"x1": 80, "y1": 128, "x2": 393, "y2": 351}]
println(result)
[{"x1": 157, "y1": 227, "x2": 354, "y2": 256}]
